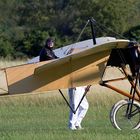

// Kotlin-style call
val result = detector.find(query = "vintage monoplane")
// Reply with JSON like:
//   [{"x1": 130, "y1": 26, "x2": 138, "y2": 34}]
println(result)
[{"x1": 0, "y1": 19, "x2": 139, "y2": 130}]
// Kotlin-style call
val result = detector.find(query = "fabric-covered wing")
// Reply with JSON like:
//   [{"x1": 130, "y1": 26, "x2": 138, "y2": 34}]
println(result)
[{"x1": 5, "y1": 40, "x2": 129, "y2": 94}]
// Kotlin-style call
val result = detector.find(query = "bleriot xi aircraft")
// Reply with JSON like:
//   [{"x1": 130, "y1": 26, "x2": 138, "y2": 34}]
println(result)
[{"x1": 0, "y1": 18, "x2": 139, "y2": 130}]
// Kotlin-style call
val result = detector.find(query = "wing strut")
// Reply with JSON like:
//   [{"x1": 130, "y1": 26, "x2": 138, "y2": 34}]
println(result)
[
  {"x1": 100, "y1": 48, "x2": 140, "y2": 101},
  {"x1": 59, "y1": 86, "x2": 91, "y2": 114}
]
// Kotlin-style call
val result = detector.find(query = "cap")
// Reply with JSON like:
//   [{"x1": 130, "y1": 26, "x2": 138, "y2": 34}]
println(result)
[{"x1": 46, "y1": 38, "x2": 54, "y2": 44}]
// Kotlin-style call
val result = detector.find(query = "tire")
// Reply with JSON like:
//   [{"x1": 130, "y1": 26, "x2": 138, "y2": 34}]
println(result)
[{"x1": 110, "y1": 99, "x2": 140, "y2": 130}]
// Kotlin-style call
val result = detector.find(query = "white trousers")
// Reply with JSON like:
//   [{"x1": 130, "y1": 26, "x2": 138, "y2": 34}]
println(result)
[{"x1": 68, "y1": 86, "x2": 89, "y2": 127}]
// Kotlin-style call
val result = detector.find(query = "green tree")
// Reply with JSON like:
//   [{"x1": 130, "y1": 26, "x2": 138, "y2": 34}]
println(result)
[
  {"x1": 0, "y1": 0, "x2": 140, "y2": 58},
  {"x1": 0, "y1": 37, "x2": 14, "y2": 58},
  {"x1": 124, "y1": 25, "x2": 140, "y2": 42}
]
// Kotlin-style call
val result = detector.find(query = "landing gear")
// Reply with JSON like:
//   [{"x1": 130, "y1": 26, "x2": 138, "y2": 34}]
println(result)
[{"x1": 110, "y1": 99, "x2": 140, "y2": 130}]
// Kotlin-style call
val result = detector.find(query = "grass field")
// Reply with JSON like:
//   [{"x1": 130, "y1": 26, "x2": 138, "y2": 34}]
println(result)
[
  {"x1": 0, "y1": 60, "x2": 139, "y2": 140},
  {"x1": 0, "y1": 87, "x2": 139, "y2": 140}
]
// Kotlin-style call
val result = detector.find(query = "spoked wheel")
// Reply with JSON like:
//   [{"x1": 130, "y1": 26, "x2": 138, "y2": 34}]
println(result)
[{"x1": 110, "y1": 99, "x2": 140, "y2": 130}]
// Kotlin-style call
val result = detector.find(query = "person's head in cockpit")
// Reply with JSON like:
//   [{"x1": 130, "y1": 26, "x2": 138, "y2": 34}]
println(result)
[{"x1": 45, "y1": 38, "x2": 54, "y2": 49}]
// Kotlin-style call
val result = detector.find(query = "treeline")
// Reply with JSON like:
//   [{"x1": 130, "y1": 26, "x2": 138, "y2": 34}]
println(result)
[{"x1": 0, "y1": 0, "x2": 140, "y2": 59}]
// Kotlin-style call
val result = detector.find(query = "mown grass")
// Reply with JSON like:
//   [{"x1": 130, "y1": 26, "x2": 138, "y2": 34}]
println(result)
[
  {"x1": 0, "y1": 87, "x2": 139, "y2": 140},
  {"x1": 0, "y1": 60, "x2": 139, "y2": 139}
]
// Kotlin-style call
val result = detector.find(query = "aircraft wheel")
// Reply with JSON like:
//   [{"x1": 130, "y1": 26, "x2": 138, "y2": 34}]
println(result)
[{"x1": 110, "y1": 99, "x2": 140, "y2": 130}]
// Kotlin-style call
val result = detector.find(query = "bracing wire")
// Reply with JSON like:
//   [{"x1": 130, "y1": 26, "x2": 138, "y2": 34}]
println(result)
[
  {"x1": 63, "y1": 17, "x2": 129, "y2": 55},
  {"x1": 63, "y1": 20, "x2": 90, "y2": 55},
  {"x1": 91, "y1": 18, "x2": 127, "y2": 39},
  {"x1": 76, "y1": 20, "x2": 90, "y2": 42},
  {"x1": 91, "y1": 18, "x2": 128, "y2": 40}
]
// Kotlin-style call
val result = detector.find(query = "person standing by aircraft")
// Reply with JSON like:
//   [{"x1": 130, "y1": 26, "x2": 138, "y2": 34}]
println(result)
[
  {"x1": 66, "y1": 48, "x2": 90, "y2": 130},
  {"x1": 39, "y1": 38, "x2": 58, "y2": 62},
  {"x1": 68, "y1": 86, "x2": 90, "y2": 130}
]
